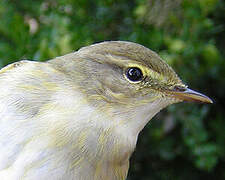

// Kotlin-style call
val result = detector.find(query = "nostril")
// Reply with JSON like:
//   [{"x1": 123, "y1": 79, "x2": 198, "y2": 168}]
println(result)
[{"x1": 173, "y1": 86, "x2": 186, "y2": 92}]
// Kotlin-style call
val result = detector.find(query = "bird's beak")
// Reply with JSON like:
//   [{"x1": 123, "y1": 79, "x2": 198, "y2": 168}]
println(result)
[{"x1": 170, "y1": 88, "x2": 213, "y2": 103}]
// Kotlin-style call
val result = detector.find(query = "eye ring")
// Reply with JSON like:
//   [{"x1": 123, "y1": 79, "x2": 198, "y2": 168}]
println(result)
[{"x1": 125, "y1": 67, "x2": 143, "y2": 82}]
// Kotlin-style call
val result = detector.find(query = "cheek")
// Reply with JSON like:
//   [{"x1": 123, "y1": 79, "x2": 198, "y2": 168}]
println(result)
[
  {"x1": 102, "y1": 75, "x2": 132, "y2": 94},
  {"x1": 141, "y1": 88, "x2": 159, "y2": 97},
  {"x1": 127, "y1": 89, "x2": 163, "y2": 105}
]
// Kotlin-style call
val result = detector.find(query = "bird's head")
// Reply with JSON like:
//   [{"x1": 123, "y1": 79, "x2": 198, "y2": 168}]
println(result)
[{"x1": 74, "y1": 41, "x2": 212, "y2": 106}]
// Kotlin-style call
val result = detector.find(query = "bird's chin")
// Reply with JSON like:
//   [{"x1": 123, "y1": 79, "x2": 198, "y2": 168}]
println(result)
[{"x1": 124, "y1": 96, "x2": 180, "y2": 136}]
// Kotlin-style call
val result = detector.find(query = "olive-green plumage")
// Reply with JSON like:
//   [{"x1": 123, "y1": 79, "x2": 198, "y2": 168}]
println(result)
[{"x1": 0, "y1": 41, "x2": 212, "y2": 180}]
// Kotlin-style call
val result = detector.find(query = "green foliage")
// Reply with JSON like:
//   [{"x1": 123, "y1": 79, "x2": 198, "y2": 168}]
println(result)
[{"x1": 0, "y1": 0, "x2": 224, "y2": 179}]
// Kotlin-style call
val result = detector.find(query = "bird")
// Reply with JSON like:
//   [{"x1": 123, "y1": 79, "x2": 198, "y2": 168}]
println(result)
[{"x1": 0, "y1": 41, "x2": 212, "y2": 180}]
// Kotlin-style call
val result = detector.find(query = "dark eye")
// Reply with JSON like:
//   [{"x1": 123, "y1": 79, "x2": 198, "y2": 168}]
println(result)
[{"x1": 126, "y1": 67, "x2": 143, "y2": 82}]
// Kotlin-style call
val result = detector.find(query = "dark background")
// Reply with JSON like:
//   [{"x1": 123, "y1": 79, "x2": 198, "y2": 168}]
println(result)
[{"x1": 0, "y1": 0, "x2": 224, "y2": 179}]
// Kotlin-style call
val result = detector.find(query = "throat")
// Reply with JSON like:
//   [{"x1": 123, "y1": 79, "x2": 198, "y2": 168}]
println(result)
[{"x1": 112, "y1": 98, "x2": 171, "y2": 137}]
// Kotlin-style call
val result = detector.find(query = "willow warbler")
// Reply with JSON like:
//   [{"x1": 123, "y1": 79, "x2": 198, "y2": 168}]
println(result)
[{"x1": 0, "y1": 41, "x2": 212, "y2": 180}]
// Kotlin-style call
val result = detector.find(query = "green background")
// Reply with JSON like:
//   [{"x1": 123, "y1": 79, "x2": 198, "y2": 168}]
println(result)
[{"x1": 0, "y1": 0, "x2": 224, "y2": 179}]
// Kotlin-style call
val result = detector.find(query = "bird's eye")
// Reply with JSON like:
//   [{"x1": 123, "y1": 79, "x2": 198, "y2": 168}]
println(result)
[{"x1": 126, "y1": 67, "x2": 143, "y2": 82}]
